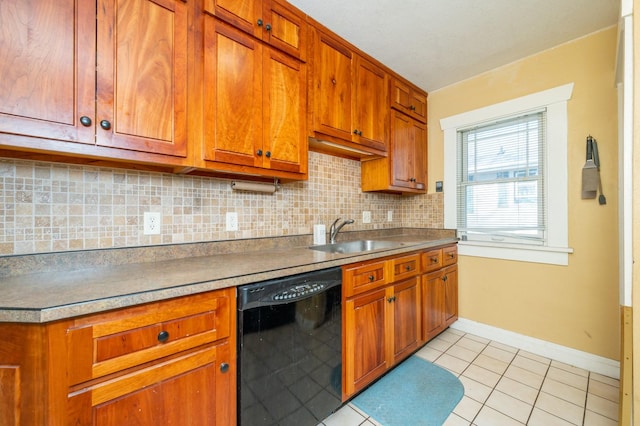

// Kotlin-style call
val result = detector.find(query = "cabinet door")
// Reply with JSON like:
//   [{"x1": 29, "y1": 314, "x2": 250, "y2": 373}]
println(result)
[
  {"x1": 422, "y1": 271, "x2": 445, "y2": 342},
  {"x1": 69, "y1": 343, "x2": 234, "y2": 426},
  {"x1": 412, "y1": 118, "x2": 428, "y2": 189},
  {"x1": 263, "y1": 0, "x2": 307, "y2": 60},
  {"x1": 343, "y1": 288, "x2": 388, "y2": 399},
  {"x1": 204, "y1": 0, "x2": 262, "y2": 38},
  {"x1": 390, "y1": 111, "x2": 426, "y2": 190},
  {"x1": 410, "y1": 90, "x2": 428, "y2": 122},
  {"x1": 203, "y1": 18, "x2": 263, "y2": 167},
  {"x1": 0, "y1": 0, "x2": 95, "y2": 145},
  {"x1": 390, "y1": 111, "x2": 416, "y2": 188},
  {"x1": 443, "y1": 265, "x2": 458, "y2": 326},
  {"x1": 391, "y1": 277, "x2": 421, "y2": 363},
  {"x1": 263, "y1": 48, "x2": 307, "y2": 173},
  {"x1": 311, "y1": 29, "x2": 352, "y2": 141},
  {"x1": 96, "y1": 0, "x2": 188, "y2": 157},
  {"x1": 390, "y1": 78, "x2": 427, "y2": 123},
  {"x1": 353, "y1": 56, "x2": 388, "y2": 152}
]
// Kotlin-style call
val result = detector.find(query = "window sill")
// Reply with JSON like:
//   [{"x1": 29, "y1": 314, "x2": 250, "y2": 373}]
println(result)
[{"x1": 458, "y1": 240, "x2": 573, "y2": 266}]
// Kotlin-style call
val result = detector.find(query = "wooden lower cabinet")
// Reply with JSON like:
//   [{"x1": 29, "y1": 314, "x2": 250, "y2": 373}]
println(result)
[
  {"x1": 422, "y1": 264, "x2": 458, "y2": 342},
  {"x1": 391, "y1": 277, "x2": 421, "y2": 363},
  {"x1": 68, "y1": 342, "x2": 231, "y2": 425},
  {"x1": 0, "y1": 288, "x2": 236, "y2": 425},
  {"x1": 343, "y1": 287, "x2": 388, "y2": 398},
  {"x1": 343, "y1": 244, "x2": 458, "y2": 400},
  {"x1": 342, "y1": 257, "x2": 421, "y2": 400},
  {"x1": 443, "y1": 265, "x2": 459, "y2": 325}
]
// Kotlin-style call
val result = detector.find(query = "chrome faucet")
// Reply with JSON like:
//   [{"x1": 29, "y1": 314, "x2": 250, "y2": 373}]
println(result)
[{"x1": 329, "y1": 218, "x2": 354, "y2": 243}]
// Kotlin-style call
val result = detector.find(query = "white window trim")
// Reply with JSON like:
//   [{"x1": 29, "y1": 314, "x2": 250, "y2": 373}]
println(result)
[{"x1": 441, "y1": 83, "x2": 575, "y2": 265}]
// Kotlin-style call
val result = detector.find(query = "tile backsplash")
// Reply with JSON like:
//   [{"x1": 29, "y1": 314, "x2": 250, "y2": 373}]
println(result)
[{"x1": 0, "y1": 152, "x2": 443, "y2": 256}]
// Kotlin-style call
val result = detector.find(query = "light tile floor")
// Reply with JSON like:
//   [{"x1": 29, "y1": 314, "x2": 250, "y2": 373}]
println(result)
[{"x1": 320, "y1": 328, "x2": 620, "y2": 426}]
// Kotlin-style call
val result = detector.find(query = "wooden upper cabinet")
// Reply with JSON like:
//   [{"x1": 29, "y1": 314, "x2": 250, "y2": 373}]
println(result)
[
  {"x1": 361, "y1": 110, "x2": 427, "y2": 194},
  {"x1": 390, "y1": 77, "x2": 428, "y2": 123},
  {"x1": 263, "y1": 48, "x2": 307, "y2": 173},
  {"x1": 0, "y1": 0, "x2": 188, "y2": 162},
  {"x1": 202, "y1": 17, "x2": 307, "y2": 176},
  {"x1": 309, "y1": 25, "x2": 389, "y2": 156},
  {"x1": 390, "y1": 111, "x2": 426, "y2": 190},
  {"x1": 203, "y1": 19, "x2": 263, "y2": 168},
  {"x1": 96, "y1": 0, "x2": 188, "y2": 158},
  {"x1": 0, "y1": 0, "x2": 96, "y2": 145},
  {"x1": 310, "y1": 29, "x2": 353, "y2": 142},
  {"x1": 204, "y1": 0, "x2": 307, "y2": 60},
  {"x1": 352, "y1": 56, "x2": 388, "y2": 152}
]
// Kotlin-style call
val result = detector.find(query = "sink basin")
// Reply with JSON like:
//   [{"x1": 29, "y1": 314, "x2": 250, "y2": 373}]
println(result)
[{"x1": 309, "y1": 240, "x2": 403, "y2": 254}]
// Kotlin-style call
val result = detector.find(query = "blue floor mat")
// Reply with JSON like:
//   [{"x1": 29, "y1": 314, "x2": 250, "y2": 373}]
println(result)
[{"x1": 352, "y1": 356, "x2": 464, "y2": 426}]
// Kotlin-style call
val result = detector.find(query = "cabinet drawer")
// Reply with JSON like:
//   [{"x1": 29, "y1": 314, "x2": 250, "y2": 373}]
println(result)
[
  {"x1": 343, "y1": 260, "x2": 388, "y2": 297},
  {"x1": 391, "y1": 253, "x2": 420, "y2": 281},
  {"x1": 67, "y1": 289, "x2": 233, "y2": 385},
  {"x1": 422, "y1": 249, "x2": 442, "y2": 273},
  {"x1": 443, "y1": 245, "x2": 458, "y2": 266}
]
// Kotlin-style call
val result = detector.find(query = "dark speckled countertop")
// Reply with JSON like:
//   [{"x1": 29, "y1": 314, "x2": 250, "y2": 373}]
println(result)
[{"x1": 0, "y1": 228, "x2": 456, "y2": 323}]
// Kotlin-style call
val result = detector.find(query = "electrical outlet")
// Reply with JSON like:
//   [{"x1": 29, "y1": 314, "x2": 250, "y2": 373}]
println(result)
[
  {"x1": 362, "y1": 211, "x2": 372, "y2": 224},
  {"x1": 387, "y1": 210, "x2": 393, "y2": 222},
  {"x1": 143, "y1": 212, "x2": 161, "y2": 235},
  {"x1": 226, "y1": 212, "x2": 238, "y2": 231}
]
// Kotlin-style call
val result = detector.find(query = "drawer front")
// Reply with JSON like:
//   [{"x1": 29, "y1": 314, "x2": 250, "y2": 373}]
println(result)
[
  {"x1": 442, "y1": 245, "x2": 458, "y2": 266},
  {"x1": 391, "y1": 253, "x2": 420, "y2": 281},
  {"x1": 343, "y1": 260, "x2": 388, "y2": 298},
  {"x1": 422, "y1": 248, "x2": 443, "y2": 273},
  {"x1": 94, "y1": 311, "x2": 217, "y2": 363},
  {"x1": 68, "y1": 289, "x2": 233, "y2": 385}
]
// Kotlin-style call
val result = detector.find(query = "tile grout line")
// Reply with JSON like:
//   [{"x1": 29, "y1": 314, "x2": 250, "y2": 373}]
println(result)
[
  {"x1": 524, "y1": 348, "x2": 551, "y2": 426},
  {"x1": 581, "y1": 371, "x2": 590, "y2": 426}
]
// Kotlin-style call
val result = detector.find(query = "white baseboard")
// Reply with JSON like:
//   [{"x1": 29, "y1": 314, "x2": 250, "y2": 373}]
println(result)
[{"x1": 450, "y1": 318, "x2": 620, "y2": 379}]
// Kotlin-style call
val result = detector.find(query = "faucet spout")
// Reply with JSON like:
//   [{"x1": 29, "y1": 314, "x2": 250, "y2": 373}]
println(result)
[{"x1": 329, "y1": 218, "x2": 355, "y2": 243}]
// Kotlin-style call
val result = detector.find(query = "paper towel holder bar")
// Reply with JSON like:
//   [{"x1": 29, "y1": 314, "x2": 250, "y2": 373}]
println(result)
[{"x1": 231, "y1": 178, "x2": 280, "y2": 193}]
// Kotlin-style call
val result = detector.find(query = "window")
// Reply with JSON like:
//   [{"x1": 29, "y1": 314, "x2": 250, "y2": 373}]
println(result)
[
  {"x1": 441, "y1": 84, "x2": 574, "y2": 265},
  {"x1": 458, "y1": 111, "x2": 545, "y2": 245}
]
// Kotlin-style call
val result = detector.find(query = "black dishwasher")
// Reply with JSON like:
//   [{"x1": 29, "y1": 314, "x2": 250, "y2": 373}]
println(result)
[{"x1": 237, "y1": 267, "x2": 342, "y2": 426}]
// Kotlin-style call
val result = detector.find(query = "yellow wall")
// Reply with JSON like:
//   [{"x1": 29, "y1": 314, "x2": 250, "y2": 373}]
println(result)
[{"x1": 428, "y1": 27, "x2": 620, "y2": 359}]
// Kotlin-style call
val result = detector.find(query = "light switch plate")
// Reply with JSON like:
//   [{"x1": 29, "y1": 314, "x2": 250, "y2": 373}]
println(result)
[{"x1": 387, "y1": 210, "x2": 393, "y2": 222}]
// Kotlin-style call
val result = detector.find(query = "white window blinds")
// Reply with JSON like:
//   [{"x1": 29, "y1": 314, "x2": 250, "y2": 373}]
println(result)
[{"x1": 456, "y1": 111, "x2": 546, "y2": 245}]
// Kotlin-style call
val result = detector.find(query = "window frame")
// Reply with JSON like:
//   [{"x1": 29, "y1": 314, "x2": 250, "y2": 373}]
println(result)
[{"x1": 440, "y1": 84, "x2": 574, "y2": 265}]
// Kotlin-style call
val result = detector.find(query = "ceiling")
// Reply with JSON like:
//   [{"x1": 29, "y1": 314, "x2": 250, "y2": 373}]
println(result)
[{"x1": 287, "y1": 0, "x2": 620, "y2": 92}]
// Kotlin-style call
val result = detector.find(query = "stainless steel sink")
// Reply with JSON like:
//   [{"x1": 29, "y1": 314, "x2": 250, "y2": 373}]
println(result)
[{"x1": 309, "y1": 240, "x2": 403, "y2": 254}]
